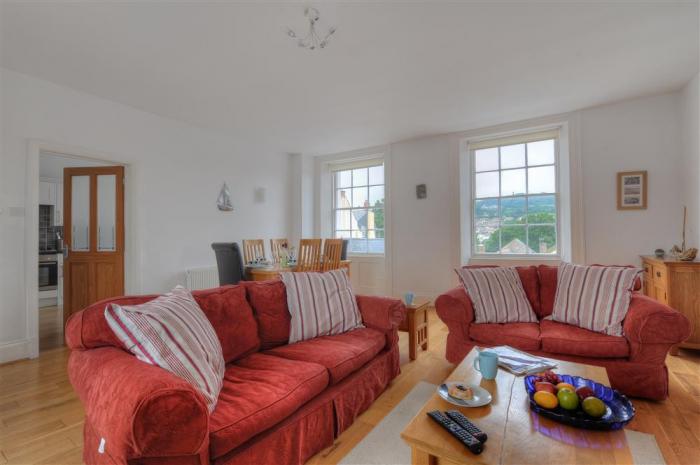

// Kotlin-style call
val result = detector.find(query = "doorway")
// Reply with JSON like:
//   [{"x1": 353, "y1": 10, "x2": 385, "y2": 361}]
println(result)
[{"x1": 36, "y1": 151, "x2": 125, "y2": 352}]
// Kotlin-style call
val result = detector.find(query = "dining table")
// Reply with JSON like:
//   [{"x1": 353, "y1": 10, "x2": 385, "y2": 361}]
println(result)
[{"x1": 245, "y1": 259, "x2": 352, "y2": 281}]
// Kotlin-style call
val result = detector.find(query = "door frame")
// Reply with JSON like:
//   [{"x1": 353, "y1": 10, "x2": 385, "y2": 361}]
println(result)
[{"x1": 25, "y1": 140, "x2": 131, "y2": 358}]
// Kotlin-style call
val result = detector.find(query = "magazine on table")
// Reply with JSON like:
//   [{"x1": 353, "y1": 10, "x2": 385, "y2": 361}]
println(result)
[{"x1": 477, "y1": 345, "x2": 557, "y2": 375}]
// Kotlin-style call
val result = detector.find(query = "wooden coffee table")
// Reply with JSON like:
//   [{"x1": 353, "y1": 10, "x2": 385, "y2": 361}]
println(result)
[{"x1": 401, "y1": 348, "x2": 634, "y2": 465}]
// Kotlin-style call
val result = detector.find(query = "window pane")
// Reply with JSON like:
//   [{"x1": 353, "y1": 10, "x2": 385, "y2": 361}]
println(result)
[
  {"x1": 474, "y1": 198, "x2": 498, "y2": 218},
  {"x1": 499, "y1": 225, "x2": 527, "y2": 254},
  {"x1": 335, "y1": 210, "x2": 351, "y2": 230},
  {"x1": 97, "y1": 174, "x2": 117, "y2": 251},
  {"x1": 501, "y1": 197, "x2": 526, "y2": 224},
  {"x1": 368, "y1": 165, "x2": 384, "y2": 185},
  {"x1": 501, "y1": 169, "x2": 526, "y2": 196},
  {"x1": 352, "y1": 168, "x2": 368, "y2": 186},
  {"x1": 349, "y1": 239, "x2": 368, "y2": 254},
  {"x1": 500, "y1": 144, "x2": 525, "y2": 169},
  {"x1": 527, "y1": 139, "x2": 555, "y2": 166},
  {"x1": 474, "y1": 148, "x2": 498, "y2": 172},
  {"x1": 528, "y1": 165, "x2": 556, "y2": 194},
  {"x1": 527, "y1": 195, "x2": 556, "y2": 223},
  {"x1": 366, "y1": 231, "x2": 385, "y2": 254},
  {"x1": 352, "y1": 187, "x2": 368, "y2": 208},
  {"x1": 335, "y1": 230, "x2": 351, "y2": 239},
  {"x1": 351, "y1": 209, "x2": 369, "y2": 231},
  {"x1": 528, "y1": 225, "x2": 557, "y2": 254},
  {"x1": 369, "y1": 186, "x2": 384, "y2": 207},
  {"x1": 336, "y1": 189, "x2": 351, "y2": 208},
  {"x1": 71, "y1": 175, "x2": 90, "y2": 251},
  {"x1": 373, "y1": 229, "x2": 385, "y2": 238},
  {"x1": 475, "y1": 171, "x2": 499, "y2": 198},
  {"x1": 336, "y1": 170, "x2": 351, "y2": 188},
  {"x1": 371, "y1": 207, "x2": 384, "y2": 229},
  {"x1": 474, "y1": 218, "x2": 499, "y2": 253}
]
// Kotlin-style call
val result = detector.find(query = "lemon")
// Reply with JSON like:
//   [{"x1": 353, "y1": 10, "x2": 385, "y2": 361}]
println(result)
[{"x1": 533, "y1": 391, "x2": 558, "y2": 409}]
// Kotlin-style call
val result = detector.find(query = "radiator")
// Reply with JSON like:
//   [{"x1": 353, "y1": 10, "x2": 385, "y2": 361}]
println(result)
[{"x1": 186, "y1": 266, "x2": 219, "y2": 290}]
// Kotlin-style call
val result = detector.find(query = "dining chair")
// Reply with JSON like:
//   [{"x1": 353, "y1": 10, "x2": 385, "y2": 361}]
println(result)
[
  {"x1": 296, "y1": 239, "x2": 322, "y2": 272},
  {"x1": 242, "y1": 239, "x2": 265, "y2": 264},
  {"x1": 211, "y1": 242, "x2": 245, "y2": 285},
  {"x1": 269, "y1": 238, "x2": 289, "y2": 264},
  {"x1": 321, "y1": 239, "x2": 343, "y2": 272}
]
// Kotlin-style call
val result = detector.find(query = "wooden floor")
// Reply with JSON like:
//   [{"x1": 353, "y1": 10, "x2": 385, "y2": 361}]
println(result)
[
  {"x1": 1, "y1": 308, "x2": 699, "y2": 464},
  {"x1": 39, "y1": 306, "x2": 63, "y2": 353}
]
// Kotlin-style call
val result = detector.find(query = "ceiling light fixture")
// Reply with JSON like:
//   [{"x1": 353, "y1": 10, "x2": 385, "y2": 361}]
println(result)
[{"x1": 286, "y1": 7, "x2": 336, "y2": 50}]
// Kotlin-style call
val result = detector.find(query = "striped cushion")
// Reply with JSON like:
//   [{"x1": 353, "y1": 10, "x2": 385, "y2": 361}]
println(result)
[
  {"x1": 551, "y1": 263, "x2": 642, "y2": 336},
  {"x1": 104, "y1": 285, "x2": 225, "y2": 412},
  {"x1": 280, "y1": 269, "x2": 364, "y2": 344},
  {"x1": 455, "y1": 266, "x2": 538, "y2": 323}
]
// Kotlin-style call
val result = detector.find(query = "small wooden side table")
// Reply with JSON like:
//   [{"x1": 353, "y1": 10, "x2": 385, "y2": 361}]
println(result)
[{"x1": 398, "y1": 299, "x2": 430, "y2": 360}]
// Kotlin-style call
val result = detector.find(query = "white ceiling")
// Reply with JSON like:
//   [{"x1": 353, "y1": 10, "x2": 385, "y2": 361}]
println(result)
[{"x1": 2, "y1": 1, "x2": 698, "y2": 155}]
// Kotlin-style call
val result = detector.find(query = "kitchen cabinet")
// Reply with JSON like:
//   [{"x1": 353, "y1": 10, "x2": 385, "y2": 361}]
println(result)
[{"x1": 39, "y1": 181, "x2": 57, "y2": 206}]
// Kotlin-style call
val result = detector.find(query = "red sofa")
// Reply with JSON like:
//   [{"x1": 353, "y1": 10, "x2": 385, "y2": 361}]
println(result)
[
  {"x1": 66, "y1": 281, "x2": 406, "y2": 465},
  {"x1": 436, "y1": 265, "x2": 691, "y2": 400}
]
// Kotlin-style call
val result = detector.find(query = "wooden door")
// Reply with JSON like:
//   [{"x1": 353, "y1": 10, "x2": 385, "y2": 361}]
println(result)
[{"x1": 63, "y1": 166, "x2": 125, "y2": 327}]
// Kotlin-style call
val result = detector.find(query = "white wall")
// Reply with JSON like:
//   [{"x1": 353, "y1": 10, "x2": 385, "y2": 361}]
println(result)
[
  {"x1": 0, "y1": 68, "x2": 290, "y2": 362},
  {"x1": 580, "y1": 92, "x2": 683, "y2": 264},
  {"x1": 681, "y1": 73, "x2": 700, "y2": 250},
  {"x1": 316, "y1": 90, "x2": 688, "y2": 300}
]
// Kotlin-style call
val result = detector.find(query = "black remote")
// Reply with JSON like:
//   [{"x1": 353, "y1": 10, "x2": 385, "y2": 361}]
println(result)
[
  {"x1": 445, "y1": 410, "x2": 488, "y2": 443},
  {"x1": 426, "y1": 410, "x2": 483, "y2": 455}
]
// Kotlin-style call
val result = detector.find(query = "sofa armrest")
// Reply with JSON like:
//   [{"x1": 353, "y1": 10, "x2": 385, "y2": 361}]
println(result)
[
  {"x1": 623, "y1": 294, "x2": 691, "y2": 364},
  {"x1": 623, "y1": 294, "x2": 691, "y2": 344},
  {"x1": 68, "y1": 347, "x2": 210, "y2": 463},
  {"x1": 435, "y1": 287, "x2": 474, "y2": 326},
  {"x1": 356, "y1": 295, "x2": 406, "y2": 333}
]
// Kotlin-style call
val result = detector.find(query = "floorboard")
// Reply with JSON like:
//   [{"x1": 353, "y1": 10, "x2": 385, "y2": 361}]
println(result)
[{"x1": 1, "y1": 308, "x2": 698, "y2": 464}]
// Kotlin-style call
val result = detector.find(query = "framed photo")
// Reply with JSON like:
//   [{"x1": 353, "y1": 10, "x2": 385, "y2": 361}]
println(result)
[{"x1": 617, "y1": 171, "x2": 647, "y2": 210}]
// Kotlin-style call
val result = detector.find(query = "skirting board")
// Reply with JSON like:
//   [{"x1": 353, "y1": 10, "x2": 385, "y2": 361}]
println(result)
[{"x1": 0, "y1": 338, "x2": 33, "y2": 364}]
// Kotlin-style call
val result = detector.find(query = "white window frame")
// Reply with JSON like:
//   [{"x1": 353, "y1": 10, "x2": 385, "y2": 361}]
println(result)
[
  {"x1": 459, "y1": 122, "x2": 574, "y2": 263},
  {"x1": 329, "y1": 158, "x2": 386, "y2": 257}
]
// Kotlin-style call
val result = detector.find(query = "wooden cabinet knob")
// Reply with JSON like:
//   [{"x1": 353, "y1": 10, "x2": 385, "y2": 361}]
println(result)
[{"x1": 656, "y1": 271, "x2": 661, "y2": 277}]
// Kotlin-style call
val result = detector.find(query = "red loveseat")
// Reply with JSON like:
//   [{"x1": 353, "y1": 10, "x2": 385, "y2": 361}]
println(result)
[
  {"x1": 66, "y1": 281, "x2": 406, "y2": 465},
  {"x1": 436, "y1": 265, "x2": 691, "y2": 400}
]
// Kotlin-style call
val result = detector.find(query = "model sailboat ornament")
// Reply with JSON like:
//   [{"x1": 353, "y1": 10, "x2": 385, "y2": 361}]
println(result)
[{"x1": 217, "y1": 182, "x2": 234, "y2": 212}]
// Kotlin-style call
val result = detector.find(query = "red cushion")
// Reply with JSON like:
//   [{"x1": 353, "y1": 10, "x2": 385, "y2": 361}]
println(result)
[
  {"x1": 538, "y1": 265, "x2": 558, "y2": 318},
  {"x1": 469, "y1": 323, "x2": 541, "y2": 351},
  {"x1": 209, "y1": 353, "x2": 329, "y2": 458},
  {"x1": 265, "y1": 328, "x2": 386, "y2": 384},
  {"x1": 540, "y1": 319, "x2": 629, "y2": 358},
  {"x1": 242, "y1": 280, "x2": 291, "y2": 349},
  {"x1": 66, "y1": 285, "x2": 260, "y2": 363}
]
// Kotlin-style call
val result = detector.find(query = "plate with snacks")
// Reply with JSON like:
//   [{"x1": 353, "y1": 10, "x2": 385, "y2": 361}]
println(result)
[{"x1": 438, "y1": 382, "x2": 492, "y2": 407}]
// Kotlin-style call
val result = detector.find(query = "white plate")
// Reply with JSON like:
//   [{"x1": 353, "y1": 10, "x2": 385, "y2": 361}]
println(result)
[{"x1": 437, "y1": 382, "x2": 492, "y2": 407}]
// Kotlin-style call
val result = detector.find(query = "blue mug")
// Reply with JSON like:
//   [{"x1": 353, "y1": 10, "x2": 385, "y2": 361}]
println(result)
[
  {"x1": 473, "y1": 350, "x2": 499, "y2": 380},
  {"x1": 404, "y1": 292, "x2": 415, "y2": 306}
]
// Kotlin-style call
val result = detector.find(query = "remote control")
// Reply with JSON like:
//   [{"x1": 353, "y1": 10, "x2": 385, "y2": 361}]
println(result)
[
  {"x1": 445, "y1": 410, "x2": 488, "y2": 443},
  {"x1": 426, "y1": 410, "x2": 483, "y2": 455}
]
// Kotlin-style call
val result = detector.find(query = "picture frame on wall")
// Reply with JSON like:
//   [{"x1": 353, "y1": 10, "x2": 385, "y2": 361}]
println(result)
[{"x1": 617, "y1": 170, "x2": 647, "y2": 210}]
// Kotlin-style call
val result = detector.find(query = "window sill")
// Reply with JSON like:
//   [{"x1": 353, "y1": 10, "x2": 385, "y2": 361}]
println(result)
[
  {"x1": 347, "y1": 253, "x2": 385, "y2": 259},
  {"x1": 468, "y1": 255, "x2": 561, "y2": 265}
]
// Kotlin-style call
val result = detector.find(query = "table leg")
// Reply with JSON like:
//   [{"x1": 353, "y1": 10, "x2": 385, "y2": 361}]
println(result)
[
  {"x1": 408, "y1": 312, "x2": 417, "y2": 361},
  {"x1": 411, "y1": 446, "x2": 437, "y2": 465}
]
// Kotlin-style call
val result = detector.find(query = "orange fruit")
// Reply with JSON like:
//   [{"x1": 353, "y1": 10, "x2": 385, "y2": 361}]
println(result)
[
  {"x1": 533, "y1": 391, "x2": 558, "y2": 409},
  {"x1": 556, "y1": 382, "x2": 575, "y2": 393}
]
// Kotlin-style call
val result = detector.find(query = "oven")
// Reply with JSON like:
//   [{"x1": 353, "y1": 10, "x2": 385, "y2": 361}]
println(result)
[{"x1": 39, "y1": 255, "x2": 58, "y2": 291}]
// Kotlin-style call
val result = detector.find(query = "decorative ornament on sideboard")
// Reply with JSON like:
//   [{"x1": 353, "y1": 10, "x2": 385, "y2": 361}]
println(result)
[
  {"x1": 286, "y1": 7, "x2": 336, "y2": 50},
  {"x1": 670, "y1": 206, "x2": 697, "y2": 261},
  {"x1": 217, "y1": 182, "x2": 233, "y2": 212}
]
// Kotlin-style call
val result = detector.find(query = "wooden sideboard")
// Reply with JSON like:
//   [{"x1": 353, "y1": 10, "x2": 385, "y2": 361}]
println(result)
[{"x1": 641, "y1": 256, "x2": 700, "y2": 352}]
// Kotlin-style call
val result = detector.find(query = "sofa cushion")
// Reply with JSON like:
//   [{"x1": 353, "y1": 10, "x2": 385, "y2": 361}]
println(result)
[
  {"x1": 265, "y1": 328, "x2": 385, "y2": 385},
  {"x1": 540, "y1": 319, "x2": 629, "y2": 358},
  {"x1": 66, "y1": 285, "x2": 260, "y2": 363},
  {"x1": 469, "y1": 323, "x2": 541, "y2": 351},
  {"x1": 461, "y1": 265, "x2": 541, "y2": 317},
  {"x1": 209, "y1": 353, "x2": 329, "y2": 459},
  {"x1": 242, "y1": 280, "x2": 291, "y2": 350},
  {"x1": 538, "y1": 265, "x2": 558, "y2": 318}
]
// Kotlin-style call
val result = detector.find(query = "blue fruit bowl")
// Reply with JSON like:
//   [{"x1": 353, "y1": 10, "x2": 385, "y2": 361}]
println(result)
[{"x1": 524, "y1": 374, "x2": 635, "y2": 430}]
